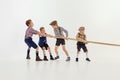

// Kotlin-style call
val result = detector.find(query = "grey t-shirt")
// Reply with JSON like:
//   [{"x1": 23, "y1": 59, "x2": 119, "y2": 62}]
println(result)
[
  {"x1": 25, "y1": 27, "x2": 38, "y2": 39},
  {"x1": 54, "y1": 26, "x2": 68, "y2": 37}
]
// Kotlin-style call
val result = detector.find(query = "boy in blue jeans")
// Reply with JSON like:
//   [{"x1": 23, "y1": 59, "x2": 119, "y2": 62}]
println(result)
[{"x1": 24, "y1": 19, "x2": 42, "y2": 61}]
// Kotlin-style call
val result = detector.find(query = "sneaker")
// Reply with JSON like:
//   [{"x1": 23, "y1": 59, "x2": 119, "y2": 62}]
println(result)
[
  {"x1": 26, "y1": 56, "x2": 30, "y2": 59},
  {"x1": 86, "y1": 58, "x2": 91, "y2": 62},
  {"x1": 66, "y1": 57, "x2": 70, "y2": 61},
  {"x1": 50, "y1": 55, "x2": 54, "y2": 60},
  {"x1": 76, "y1": 58, "x2": 78, "y2": 62},
  {"x1": 54, "y1": 56, "x2": 59, "y2": 60},
  {"x1": 36, "y1": 56, "x2": 42, "y2": 61},
  {"x1": 43, "y1": 56, "x2": 48, "y2": 61}
]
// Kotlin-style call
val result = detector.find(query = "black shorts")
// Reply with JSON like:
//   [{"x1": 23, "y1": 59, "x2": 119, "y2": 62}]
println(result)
[
  {"x1": 39, "y1": 43, "x2": 49, "y2": 50},
  {"x1": 56, "y1": 39, "x2": 65, "y2": 46},
  {"x1": 77, "y1": 42, "x2": 88, "y2": 52},
  {"x1": 25, "y1": 37, "x2": 38, "y2": 49}
]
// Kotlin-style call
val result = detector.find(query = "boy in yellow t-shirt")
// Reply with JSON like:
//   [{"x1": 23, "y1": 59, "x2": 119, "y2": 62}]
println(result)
[{"x1": 76, "y1": 27, "x2": 91, "y2": 62}]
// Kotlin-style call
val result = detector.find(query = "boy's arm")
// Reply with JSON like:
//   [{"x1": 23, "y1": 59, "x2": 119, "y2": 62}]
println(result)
[
  {"x1": 38, "y1": 32, "x2": 56, "y2": 38},
  {"x1": 38, "y1": 32, "x2": 47, "y2": 37},
  {"x1": 76, "y1": 33, "x2": 86, "y2": 43},
  {"x1": 60, "y1": 27, "x2": 69, "y2": 40},
  {"x1": 30, "y1": 28, "x2": 39, "y2": 35},
  {"x1": 61, "y1": 27, "x2": 68, "y2": 37},
  {"x1": 46, "y1": 34, "x2": 56, "y2": 38},
  {"x1": 76, "y1": 33, "x2": 82, "y2": 41},
  {"x1": 84, "y1": 35, "x2": 88, "y2": 44}
]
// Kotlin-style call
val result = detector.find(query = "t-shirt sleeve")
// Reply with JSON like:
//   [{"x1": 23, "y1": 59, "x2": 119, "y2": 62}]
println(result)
[
  {"x1": 30, "y1": 28, "x2": 38, "y2": 34},
  {"x1": 60, "y1": 27, "x2": 68, "y2": 37}
]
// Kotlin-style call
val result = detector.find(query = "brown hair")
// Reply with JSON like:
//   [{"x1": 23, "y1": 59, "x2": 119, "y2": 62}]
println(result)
[
  {"x1": 79, "y1": 26, "x2": 85, "y2": 31},
  {"x1": 49, "y1": 20, "x2": 58, "y2": 25},
  {"x1": 26, "y1": 19, "x2": 32, "y2": 26},
  {"x1": 40, "y1": 27, "x2": 45, "y2": 31}
]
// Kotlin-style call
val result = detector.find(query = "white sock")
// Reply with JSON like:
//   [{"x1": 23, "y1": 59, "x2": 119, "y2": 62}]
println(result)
[
  {"x1": 86, "y1": 52, "x2": 88, "y2": 58},
  {"x1": 76, "y1": 54, "x2": 79, "y2": 58}
]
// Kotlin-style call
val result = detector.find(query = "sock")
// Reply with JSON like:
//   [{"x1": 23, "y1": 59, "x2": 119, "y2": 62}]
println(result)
[
  {"x1": 86, "y1": 52, "x2": 88, "y2": 58},
  {"x1": 56, "y1": 55, "x2": 59, "y2": 57},
  {"x1": 76, "y1": 53, "x2": 79, "y2": 58},
  {"x1": 44, "y1": 54, "x2": 46, "y2": 56},
  {"x1": 68, "y1": 56, "x2": 70, "y2": 58},
  {"x1": 50, "y1": 53, "x2": 52, "y2": 56},
  {"x1": 27, "y1": 49, "x2": 30, "y2": 56},
  {"x1": 36, "y1": 51, "x2": 39, "y2": 57}
]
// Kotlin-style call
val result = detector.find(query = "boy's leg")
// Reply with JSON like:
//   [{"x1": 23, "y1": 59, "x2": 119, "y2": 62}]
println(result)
[
  {"x1": 25, "y1": 38, "x2": 31, "y2": 59},
  {"x1": 48, "y1": 47, "x2": 51, "y2": 54},
  {"x1": 54, "y1": 46, "x2": 60, "y2": 60},
  {"x1": 42, "y1": 47, "x2": 48, "y2": 61},
  {"x1": 62, "y1": 45, "x2": 69, "y2": 57},
  {"x1": 35, "y1": 47, "x2": 42, "y2": 61},
  {"x1": 62, "y1": 45, "x2": 70, "y2": 61},
  {"x1": 42, "y1": 47, "x2": 46, "y2": 56},
  {"x1": 47, "y1": 47, "x2": 54, "y2": 60},
  {"x1": 30, "y1": 39, "x2": 42, "y2": 61},
  {"x1": 76, "y1": 51, "x2": 80, "y2": 62},
  {"x1": 82, "y1": 45, "x2": 91, "y2": 62},
  {"x1": 85, "y1": 51, "x2": 91, "y2": 62},
  {"x1": 77, "y1": 51, "x2": 80, "y2": 58},
  {"x1": 76, "y1": 42, "x2": 81, "y2": 62},
  {"x1": 26, "y1": 47, "x2": 31, "y2": 59}
]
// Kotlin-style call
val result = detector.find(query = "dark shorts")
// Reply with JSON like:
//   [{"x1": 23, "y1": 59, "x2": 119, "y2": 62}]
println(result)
[
  {"x1": 77, "y1": 42, "x2": 88, "y2": 52},
  {"x1": 56, "y1": 39, "x2": 65, "y2": 46},
  {"x1": 39, "y1": 43, "x2": 49, "y2": 50},
  {"x1": 25, "y1": 37, "x2": 38, "y2": 49}
]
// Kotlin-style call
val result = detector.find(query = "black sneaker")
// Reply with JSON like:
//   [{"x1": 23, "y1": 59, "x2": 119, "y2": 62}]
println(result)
[
  {"x1": 86, "y1": 58, "x2": 91, "y2": 62},
  {"x1": 26, "y1": 56, "x2": 30, "y2": 59},
  {"x1": 54, "y1": 56, "x2": 59, "y2": 60},
  {"x1": 50, "y1": 55, "x2": 54, "y2": 60},
  {"x1": 43, "y1": 56, "x2": 48, "y2": 61},
  {"x1": 66, "y1": 57, "x2": 70, "y2": 61},
  {"x1": 36, "y1": 56, "x2": 42, "y2": 61},
  {"x1": 76, "y1": 58, "x2": 78, "y2": 62}
]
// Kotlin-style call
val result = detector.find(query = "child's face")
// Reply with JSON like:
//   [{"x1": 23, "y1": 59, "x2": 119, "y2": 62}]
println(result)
[
  {"x1": 40, "y1": 29, "x2": 45, "y2": 33},
  {"x1": 51, "y1": 25, "x2": 58, "y2": 29},
  {"x1": 79, "y1": 29, "x2": 85, "y2": 34},
  {"x1": 29, "y1": 21, "x2": 34, "y2": 27}
]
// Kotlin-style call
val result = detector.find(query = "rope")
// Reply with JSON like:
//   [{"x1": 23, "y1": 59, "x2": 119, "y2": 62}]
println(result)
[
  {"x1": 69, "y1": 38, "x2": 120, "y2": 47},
  {"x1": 54, "y1": 37, "x2": 120, "y2": 47}
]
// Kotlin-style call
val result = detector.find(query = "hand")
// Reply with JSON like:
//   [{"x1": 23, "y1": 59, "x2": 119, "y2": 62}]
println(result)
[
  {"x1": 65, "y1": 37, "x2": 69, "y2": 40},
  {"x1": 84, "y1": 40, "x2": 88, "y2": 44},
  {"x1": 61, "y1": 36, "x2": 65, "y2": 39},
  {"x1": 42, "y1": 34, "x2": 47, "y2": 37},
  {"x1": 61, "y1": 36, "x2": 67, "y2": 40},
  {"x1": 52, "y1": 36, "x2": 56, "y2": 38}
]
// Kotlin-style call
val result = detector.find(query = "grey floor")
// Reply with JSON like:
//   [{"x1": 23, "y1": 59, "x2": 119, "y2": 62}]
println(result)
[{"x1": 0, "y1": 54, "x2": 119, "y2": 80}]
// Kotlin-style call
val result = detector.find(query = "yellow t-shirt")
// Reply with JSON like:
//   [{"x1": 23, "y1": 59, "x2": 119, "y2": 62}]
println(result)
[{"x1": 76, "y1": 33, "x2": 86, "y2": 42}]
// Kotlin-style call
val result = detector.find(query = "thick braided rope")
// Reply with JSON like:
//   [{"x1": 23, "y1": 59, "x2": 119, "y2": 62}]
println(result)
[
  {"x1": 68, "y1": 38, "x2": 120, "y2": 46},
  {"x1": 50, "y1": 37, "x2": 120, "y2": 46}
]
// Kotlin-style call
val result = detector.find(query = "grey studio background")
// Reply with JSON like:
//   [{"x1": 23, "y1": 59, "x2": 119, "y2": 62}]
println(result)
[{"x1": 0, "y1": 0, "x2": 120, "y2": 80}]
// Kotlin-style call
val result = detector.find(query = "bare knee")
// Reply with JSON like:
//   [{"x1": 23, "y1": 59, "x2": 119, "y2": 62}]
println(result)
[
  {"x1": 28, "y1": 48, "x2": 31, "y2": 50},
  {"x1": 43, "y1": 47, "x2": 45, "y2": 50},
  {"x1": 55, "y1": 47, "x2": 57, "y2": 52},
  {"x1": 36, "y1": 47, "x2": 39, "y2": 51},
  {"x1": 47, "y1": 47, "x2": 50, "y2": 50}
]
